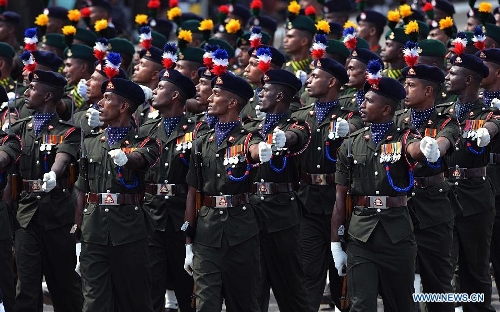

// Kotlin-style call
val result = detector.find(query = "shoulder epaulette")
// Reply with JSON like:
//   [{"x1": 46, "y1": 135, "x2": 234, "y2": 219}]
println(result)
[
  {"x1": 10, "y1": 116, "x2": 32, "y2": 126},
  {"x1": 350, "y1": 126, "x2": 370, "y2": 137}
]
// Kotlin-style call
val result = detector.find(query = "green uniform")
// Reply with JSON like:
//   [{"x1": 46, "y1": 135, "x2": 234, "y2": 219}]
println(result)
[
  {"x1": 436, "y1": 82, "x2": 457, "y2": 105},
  {"x1": 283, "y1": 57, "x2": 313, "y2": 75},
  {"x1": 134, "y1": 101, "x2": 160, "y2": 128},
  {"x1": 76, "y1": 127, "x2": 159, "y2": 312},
  {"x1": 139, "y1": 116, "x2": 196, "y2": 312},
  {"x1": 336, "y1": 124, "x2": 420, "y2": 312}
]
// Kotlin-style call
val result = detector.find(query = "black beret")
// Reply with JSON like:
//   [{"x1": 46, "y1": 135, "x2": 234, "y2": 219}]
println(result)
[
  {"x1": 202, "y1": 39, "x2": 235, "y2": 59},
  {"x1": 178, "y1": 47, "x2": 204, "y2": 64},
  {"x1": 286, "y1": 15, "x2": 316, "y2": 34},
  {"x1": 32, "y1": 50, "x2": 63, "y2": 71},
  {"x1": 139, "y1": 46, "x2": 163, "y2": 65},
  {"x1": 418, "y1": 39, "x2": 447, "y2": 57},
  {"x1": 0, "y1": 11, "x2": 20, "y2": 25},
  {"x1": 485, "y1": 23, "x2": 500, "y2": 45},
  {"x1": 237, "y1": 31, "x2": 271, "y2": 47},
  {"x1": 356, "y1": 10, "x2": 386, "y2": 27},
  {"x1": 363, "y1": 77, "x2": 406, "y2": 102},
  {"x1": 0, "y1": 42, "x2": 15, "y2": 59},
  {"x1": 329, "y1": 22, "x2": 343, "y2": 35},
  {"x1": 181, "y1": 12, "x2": 203, "y2": 22},
  {"x1": 95, "y1": 61, "x2": 127, "y2": 79},
  {"x1": 45, "y1": 6, "x2": 68, "y2": 20},
  {"x1": 248, "y1": 16, "x2": 278, "y2": 33},
  {"x1": 402, "y1": 64, "x2": 445, "y2": 84},
  {"x1": 261, "y1": 69, "x2": 302, "y2": 93},
  {"x1": 229, "y1": 4, "x2": 251, "y2": 23},
  {"x1": 211, "y1": 72, "x2": 254, "y2": 101},
  {"x1": 409, "y1": 10, "x2": 426, "y2": 22},
  {"x1": 323, "y1": 0, "x2": 355, "y2": 13},
  {"x1": 476, "y1": 48, "x2": 500, "y2": 65},
  {"x1": 160, "y1": 69, "x2": 196, "y2": 99},
  {"x1": 434, "y1": 0, "x2": 455, "y2": 16},
  {"x1": 101, "y1": 78, "x2": 145, "y2": 104},
  {"x1": 42, "y1": 33, "x2": 66, "y2": 50},
  {"x1": 197, "y1": 66, "x2": 216, "y2": 80},
  {"x1": 313, "y1": 58, "x2": 349, "y2": 85},
  {"x1": 74, "y1": 28, "x2": 98, "y2": 47},
  {"x1": 109, "y1": 38, "x2": 135, "y2": 56},
  {"x1": 467, "y1": 8, "x2": 496, "y2": 24},
  {"x1": 91, "y1": 0, "x2": 112, "y2": 12},
  {"x1": 247, "y1": 45, "x2": 286, "y2": 67},
  {"x1": 64, "y1": 44, "x2": 94, "y2": 62},
  {"x1": 451, "y1": 53, "x2": 489, "y2": 78},
  {"x1": 351, "y1": 48, "x2": 382, "y2": 65},
  {"x1": 29, "y1": 69, "x2": 67, "y2": 89},
  {"x1": 151, "y1": 18, "x2": 173, "y2": 38}
]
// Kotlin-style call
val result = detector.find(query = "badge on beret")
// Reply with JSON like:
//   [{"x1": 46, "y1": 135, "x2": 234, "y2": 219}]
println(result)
[
  {"x1": 480, "y1": 51, "x2": 486, "y2": 59},
  {"x1": 360, "y1": 13, "x2": 366, "y2": 20},
  {"x1": 219, "y1": 24, "x2": 225, "y2": 33},
  {"x1": 164, "y1": 70, "x2": 170, "y2": 78},
  {"x1": 107, "y1": 81, "x2": 114, "y2": 89},
  {"x1": 417, "y1": 47, "x2": 422, "y2": 54},
  {"x1": 204, "y1": 69, "x2": 211, "y2": 76},
  {"x1": 253, "y1": 19, "x2": 260, "y2": 25},
  {"x1": 408, "y1": 68, "x2": 416, "y2": 75},
  {"x1": 42, "y1": 36, "x2": 47, "y2": 43},
  {"x1": 389, "y1": 32, "x2": 395, "y2": 40},
  {"x1": 469, "y1": 9, "x2": 474, "y2": 17},
  {"x1": 455, "y1": 56, "x2": 462, "y2": 64},
  {"x1": 371, "y1": 83, "x2": 379, "y2": 90},
  {"x1": 316, "y1": 59, "x2": 322, "y2": 67},
  {"x1": 146, "y1": 50, "x2": 151, "y2": 57},
  {"x1": 287, "y1": 22, "x2": 293, "y2": 30},
  {"x1": 216, "y1": 76, "x2": 223, "y2": 85},
  {"x1": 229, "y1": 4, "x2": 234, "y2": 12},
  {"x1": 241, "y1": 39, "x2": 247, "y2": 45},
  {"x1": 352, "y1": 50, "x2": 358, "y2": 57},
  {"x1": 263, "y1": 75, "x2": 270, "y2": 81},
  {"x1": 67, "y1": 49, "x2": 72, "y2": 57},
  {"x1": 34, "y1": 73, "x2": 39, "y2": 79},
  {"x1": 179, "y1": 52, "x2": 184, "y2": 59}
]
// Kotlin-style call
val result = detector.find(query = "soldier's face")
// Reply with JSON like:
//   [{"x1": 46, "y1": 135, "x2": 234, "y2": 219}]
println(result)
[
  {"x1": 24, "y1": 82, "x2": 46, "y2": 110},
  {"x1": 380, "y1": 40, "x2": 401, "y2": 63},
  {"x1": 346, "y1": 59, "x2": 366, "y2": 89},
  {"x1": 152, "y1": 81, "x2": 175, "y2": 109},
  {"x1": 480, "y1": 61, "x2": 499, "y2": 89},
  {"x1": 360, "y1": 90, "x2": 390, "y2": 123},
  {"x1": 207, "y1": 87, "x2": 232, "y2": 116},
  {"x1": 305, "y1": 68, "x2": 333, "y2": 98},
  {"x1": 0, "y1": 22, "x2": 12, "y2": 41},
  {"x1": 466, "y1": 17, "x2": 480, "y2": 32},
  {"x1": 357, "y1": 21, "x2": 373, "y2": 41},
  {"x1": 195, "y1": 77, "x2": 212, "y2": 110},
  {"x1": 404, "y1": 78, "x2": 429, "y2": 108},
  {"x1": 428, "y1": 28, "x2": 449, "y2": 46},
  {"x1": 237, "y1": 45, "x2": 250, "y2": 68},
  {"x1": 63, "y1": 58, "x2": 84, "y2": 86},
  {"x1": 175, "y1": 60, "x2": 195, "y2": 80},
  {"x1": 283, "y1": 29, "x2": 303, "y2": 54},
  {"x1": 244, "y1": 56, "x2": 262, "y2": 85},
  {"x1": 258, "y1": 83, "x2": 280, "y2": 113},
  {"x1": 87, "y1": 70, "x2": 106, "y2": 102},
  {"x1": 46, "y1": 19, "x2": 63, "y2": 35},
  {"x1": 445, "y1": 66, "x2": 468, "y2": 95},
  {"x1": 132, "y1": 58, "x2": 158, "y2": 84},
  {"x1": 97, "y1": 91, "x2": 124, "y2": 123}
]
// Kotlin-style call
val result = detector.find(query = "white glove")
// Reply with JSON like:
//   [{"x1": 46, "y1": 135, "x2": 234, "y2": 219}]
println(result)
[
  {"x1": 108, "y1": 149, "x2": 128, "y2": 166},
  {"x1": 86, "y1": 107, "x2": 103, "y2": 128},
  {"x1": 1, "y1": 92, "x2": 15, "y2": 110},
  {"x1": 140, "y1": 85, "x2": 153, "y2": 102},
  {"x1": 476, "y1": 127, "x2": 491, "y2": 147},
  {"x1": 296, "y1": 70, "x2": 308, "y2": 86},
  {"x1": 77, "y1": 79, "x2": 89, "y2": 101},
  {"x1": 272, "y1": 128, "x2": 286, "y2": 148},
  {"x1": 492, "y1": 98, "x2": 500, "y2": 109},
  {"x1": 258, "y1": 141, "x2": 272, "y2": 163},
  {"x1": 255, "y1": 104, "x2": 266, "y2": 119},
  {"x1": 75, "y1": 242, "x2": 81, "y2": 276},
  {"x1": 331, "y1": 242, "x2": 347, "y2": 276},
  {"x1": 419, "y1": 136, "x2": 440, "y2": 162},
  {"x1": 42, "y1": 171, "x2": 57, "y2": 192},
  {"x1": 184, "y1": 244, "x2": 194, "y2": 276},
  {"x1": 335, "y1": 117, "x2": 349, "y2": 138},
  {"x1": 2, "y1": 122, "x2": 8, "y2": 132}
]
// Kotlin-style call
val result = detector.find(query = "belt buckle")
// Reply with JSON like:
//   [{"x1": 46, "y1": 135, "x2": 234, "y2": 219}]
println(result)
[
  {"x1": 28, "y1": 179, "x2": 43, "y2": 192},
  {"x1": 450, "y1": 167, "x2": 465, "y2": 180},
  {"x1": 100, "y1": 193, "x2": 119, "y2": 205},
  {"x1": 368, "y1": 196, "x2": 388, "y2": 209},
  {"x1": 157, "y1": 184, "x2": 173, "y2": 196},
  {"x1": 311, "y1": 174, "x2": 328, "y2": 186},
  {"x1": 256, "y1": 182, "x2": 271, "y2": 194},
  {"x1": 214, "y1": 195, "x2": 230, "y2": 208}
]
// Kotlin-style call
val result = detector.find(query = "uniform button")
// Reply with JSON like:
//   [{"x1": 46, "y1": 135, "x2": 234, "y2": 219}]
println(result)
[
  {"x1": 89, "y1": 159, "x2": 93, "y2": 163},
  {"x1": 439, "y1": 189, "x2": 443, "y2": 192},
  {"x1": 375, "y1": 190, "x2": 379, "y2": 195},
  {"x1": 165, "y1": 163, "x2": 169, "y2": 167},
  {"x1": 140, "y1": 113, "x2": 144, "y2": 116},
  {"x1": 316, "y1": 164, "x2": 320, "y2": 168},
  {"x1": 106, "y1": 190, "x2": 111, "y2": 193},
  {"x1": 165, "y1": 147, "x2": 169, "y2": 150},
  {"x1": 84, "y1": 209, "x2": 87, "y2": 212},
  {"x1": 108, "y1": 171, "x2": 111, "y2": 174},
  {"x1": 164, "y1": 180, "x2": 168, "y2": 183},
  {"x1": 260, "y1": 179, "x2": 265, "y2": 182},
  {"x1": 219, "y1": 210, "x2": 224, "y2": 214},
  {"x1": 317, "y1": 147, "x2": 321, "y2": 151},
  {"x1": 483, "y1": 177, "x2": 486, "y2": 180},
  {"x1": 220, "y1": 192, "x2": 223, "y2": 195},
  {"x1": 36, "y1": 195, "x2": 41, "y2": 199},
  {"x1": 165, "y1": 196, "x2": 169, "y2": 199},
  {"x1": 36, "y1": 160, "x2": 39, "y2": 165},
  {"x1": 411, "y1": 192, "x2": 416, "y2": 196},
  {"x1": 316, "y1": 129, "x2": 320, "y2": 132},
  {"x1": 135, "y1": 207, "x2": 139, "y2": 210},
  {"x1": 455, "y1": 182, "x2": 459, "y2": 185},
  {"x1": 376, "y1": 209, "x2": 381, "y2": 213},
  {"x1": 397, "y1": 128, "x2": 401, "y2": 131},
  {"x1": 216, "y1": 154, "x2": 219, "y2": 157},
  {"x1": 217, "y1": 173, "x2": 221, "y2": 177},
  {"x1": 291, "y1": 197, "x2": 295, "y2": 201},
  {"x1": 242, "y1": 206, "x2": 246, "y2": 210},
  {"x1": 354, "y1": 160, "x2": 358, "y2": 164},
  {"x1": 104, "y1": 208, "x2": 109, "y2": 212},
  {"x1": 260, "y1": 196, "x2": 265, "y2": 200},
  {"x1": 374, "y1": 171, "x2": 378, "y2": 176},
  {"x1": 63, "y1": 189, "x2": 67, "y2": 193},
  {"x1": 455, "y1": 147, "x2": 459, "y2": 151}
]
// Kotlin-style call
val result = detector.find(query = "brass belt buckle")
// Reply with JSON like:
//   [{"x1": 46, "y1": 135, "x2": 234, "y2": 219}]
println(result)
[
  {"x1": 100, "y1": 193, "x2": 119, "y2": 205},
  {"x1": 368, "y1": 196, "x2": 388, "y2": 209}
]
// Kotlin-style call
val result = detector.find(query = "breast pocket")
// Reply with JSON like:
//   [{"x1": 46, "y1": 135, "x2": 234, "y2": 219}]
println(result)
[
  {"x1": 87, "y1": 154, "x2": 103, "y2": 180},
  {"x1": 353, "y1": 155, "x2": 367, "y2": 180}
]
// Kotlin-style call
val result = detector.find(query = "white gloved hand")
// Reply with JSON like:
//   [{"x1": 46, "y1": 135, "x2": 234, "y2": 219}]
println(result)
[
  {"x1": 108, "y1": 149, "x2": 128, "y2": 166},
  {"x1": 1, "y1": 122, "x2": 9, "y2": 132},
  {"x1": 77, "y1": 79, "x2": 89, "y2": 101},
  {"x1": 272, "y1": 128, "x2": 286, "y2": 148},
  {"x1": 184, "y1": 244, "x2": 194, "y2": 276},
  {"x1": 42, "y1": 171, "x2": 57, "y2": 192},
  {"x1": 258, "y1": 141, "x2": 272, "y2": 163},
  {"x1": 476, "y1": 127, "x2": 491, "y2": 147},
  {"x1": 75, "y1": 242, "x2": 81, "y2": 276},
  {"x1": 420, "y1": 136, "x2": 440, "y2": 162},
  {"x1": 331, "y1": 242, "x2": 347, "y2": 276},
  {"x1": 335, "y1": 117, "x2": 349, "y2": 138},
  {"x1": 255, "y1": 105, "x2": 266, "y2": 119},
  {"x1": 1, "y1": 92, "x2": 15, "y2": 110},
  {"x1": 296, "y1": 70, "x2": 308, "y2": 86},
  {"x1": 492, "y1": 98, "x2": 500, "y2": 109},
  {"x1": 86, "y1": 107, "x2": 103, "y2": 128},
  {"x1": 140, "y1": 85, "x2": 153, "y2": 102}
]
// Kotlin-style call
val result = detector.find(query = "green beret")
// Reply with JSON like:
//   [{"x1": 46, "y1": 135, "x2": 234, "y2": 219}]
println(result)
[
  {"x1": 236, "y1": 31, "x2": 271, "y2": 47},
  {"x1": 178, "y1": 47, "x2": 204, "y2": 64},
  {"x1": 418, "y1": 39, "x2": 446, "y2": 57},
  {"x1": 152, "y1": 30, "x2": 167, "y2": 49},
  {"x1": 74, "y1": 28, "x2": 98, "y2": 47},
  {"x1": 286, "y1": 16, "x2": 316, "y2": 34},
  {"x1": 0, "y1": 42, "x2": 15, "y2": 59},
  {"x1": 203, "y1": 38, "x2": 235, "y2": 59},
  {"x1": 417, "y1": 21, "x2": 430, "y2": 39},
  {"x1": 42, "y1": 33, "x2": 66, "y2": 50},
  {"x1": 108, "y1": 38, "x2": 135, "y2": 56},
  {"x1": 64, "y1": 44, "x2": 95, "y2": 62},
  {"x1": 485, "y1": 23, "x2": 500, "y2": 45},
  {"x1": 180, "y1": 20, "x2": 201, "y2": 33},
  {"x1": 385, "y1": 27, "x2": 409, "y2": 44},
  {"x1": 356, "y1": 37, "x2": 370, "y2": 49},
  {"x1": 326, "y1": 40, "x2": 349, "y2": 58}
]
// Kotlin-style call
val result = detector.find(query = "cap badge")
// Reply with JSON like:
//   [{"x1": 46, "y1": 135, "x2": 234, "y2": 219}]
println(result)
[
  {"x1": 253, "y1": 18, "x2": 260, "y2": 25},
  {"x1": 107, "y1": 81, "x2": 114, "y2": 89},
  {"x1": 67, "y1": 49, "x2": 72, "y2": 57},
  {"x1": 263, "y1": 75, "x2": 270, "y2": 81},
  {"x1": 204, "y1": 69, "x2": 211, "y2": 76},
  {"x1": 351, "y1": 50, "x2": 358, "y2": 57},
  {"x1": 480, "y1": 51, "x2": 486, "y2": 59},
  {"x1": 164, "y1": 70, "x2": 170, "y2": 78},
  {"x1": 316, "y1": 59, "x2": 322, "y2": 67},
  {"x1": 179, "y1": 52, "x2": 184, "y2": 59},
  {"x1": 360, "y1": 13, "x2": 366, "y2": 20},
  {"x1": 408, "y1": 68, "x2": 416, "y2": 75},
  {"x1": 216, "y1": 76, "x2": 223, "y2": 85},
  {"x1": 389, "y1": 32, "x2": 395, "y2": 40},
  {"x1": 33, "y1": 74, "x2": 39, "y2": 79},
  {"x1": 455, "y1": 56, "x2": 462, "y2": 64},
  {"x1": 146, "y1": 50, "x2": 151, "y2": 57},
  {"x1": 287, "y1": 22, "x2": 293, "y2": 30}
]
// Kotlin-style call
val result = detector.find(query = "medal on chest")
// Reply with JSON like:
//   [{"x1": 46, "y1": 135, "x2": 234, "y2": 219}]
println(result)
[
  {"x1": 380, "y1": 142, "x2": 401, "y2": 163},
  {"x1": 175, "y1": 132, "x2": 193, "y2": 153},
  {"x1": 327, "y1": 116, "x2": 338, "y2": 140},
  {"x1": 40, "y1": 134, "x2": 64, "y2": 153},
  {"x1": 463, "y1": 119, "x2": 485, "y2": 140},
  {"x1": 424, "y1": 128, "x2": 437, "y2": 138},
  {"x1": 223, "y1": 144, "x2": 245, "y2": 166}
]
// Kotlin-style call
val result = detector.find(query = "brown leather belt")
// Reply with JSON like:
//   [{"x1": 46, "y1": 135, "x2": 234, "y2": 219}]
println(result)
[
  {"x1": 356, "y1": 195, "x2": 407, "y2": 209},
  {"x1": 251, "y1": 182, "x2": 298, "y2": 195},
  {"x1": 22, "y1": 179, "x2": 69, "y2": 193},
  {"x1": 490, "y1": 153, "x2": 500, "y2": 165},
  {"x1": 86, "y1": 193, "x2": 143, "y2": 205},
  {"x1": 145, "y1": 183, "x2": 187, "y2": 196},
  {"x1": 448, "y1": 166, "x2": 486, "y2": 180},
  {"x1": 413, "y1": 172, "x2": 445, "y2": 188},
  {"x1": 202, "y1": 193, "x2": 250, "y2": 208},
  {"x1": 300, "y1": 172, "x2": 335, "y2": 185}
]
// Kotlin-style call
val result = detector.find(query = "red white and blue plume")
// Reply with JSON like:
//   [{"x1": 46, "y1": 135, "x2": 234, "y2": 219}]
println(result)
[
  {"x1": 249, "y1": 26, "x2": 263, "y2": 48},
  {"x1": 24, "y1": 28, "x2": 38, "y2": 52},
  {"x1": 343, "y1": 26, "x2": 357, "y2": 51},
  {"x1": 472, "y1": 25, "x2": 486, "y2": 54},
  {"x1": 403, "y1": 41, "x2": 419, "y2": 68},
  {"x1": 162, "y1": 43, "x2": 178, "y2": 69},
  {"x1": 366, "y1": 59, "x2": 383, "y2": 89},
  {"x1": 104, "y1": 52, "x2": 121, "y2": 79},
  {"x1": 451, "y1": 32, "x2": 467, "y2": 57},
  {"x1": 211, "y1": 48, "x2": 229, "y2": 76},
  {"x1": 311, "y1": 34, "x2": 327, "y2": 60},
  {"x1": 20, "y1": 51, "x2": 36, "y2": 73},
  {"x1": 256, "y1": 46, "x2": 272, "y2": 73},
  {"x1": 93, "y1": 37, "x2": 108, "y2": 63},
  {"x1": 203, "y1": 44, "x2": 219, "y2": 68},
  {"x1": 139, "y1": 25, "x2": 153, "y2": 51}
]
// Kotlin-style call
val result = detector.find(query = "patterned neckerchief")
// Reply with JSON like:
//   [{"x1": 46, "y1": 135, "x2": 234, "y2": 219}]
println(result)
[
  {"x1": 386, "y1": 68, "x2": 403, "y2": 80},
  {"x1": 205, "y1": 111, "x2": 218, "y2": 129},
  {"x1": 411, "y1": 106, "x2": 435, "y2": 129},
  {"x1": 261, "y1": 113, "x2": 285, "y2": 135},
  {"x1": 371, "y1": 121, "x2": 394, "y2": 146},
  {"x1": 483, "y1": 89, "x2": 500, "y2": 107},
  {"x1": 356, "y1": 90, "x2": 365, "y2": 109},
  {"x1": 33, "y1": 113, "x2": 55, "y2": 137},
  {"x1": 163, "y1": 116, "x2": 181, "y2": 138},
  {"x1": 455, "y1": 102, "x2": 475, "y2": 121},
  {"x1": 215, "y1": 121, "x2": 239, "y2": 146},
  {"x1": 314, "y1": 101, "x2": 338, "y2": 124},
  {"x1": 106, "y1": 126, "x2": 131, "y2": 146}
]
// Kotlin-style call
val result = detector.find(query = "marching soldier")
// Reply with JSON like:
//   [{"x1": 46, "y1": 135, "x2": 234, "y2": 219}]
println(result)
[
  {"x1": 11, "y1": 69, "x2": 82, "y2": 312},
  {"x1": 381, "y1": 28, "x2": 410, "y2": 82},
  {"x1": 283, "y1": 16, "x2": 315, "y2": 76},
  {"x1": 75, "y1": 77, "x2": 159, "y2": 312},
  {"x1": 190, "y1": 67, "x2": 218, "y2": 137},
  {"x1": 356, "y1": 10, "x2": 386, "y2": 54}
]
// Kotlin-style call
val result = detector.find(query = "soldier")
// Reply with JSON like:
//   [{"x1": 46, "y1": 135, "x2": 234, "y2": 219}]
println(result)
[
  {"x1": 183, "y1": 62, "x2": 266, "y2": 311},
  {"x1": 292, "y1": 58, "x2": 363, "y2": 312},
  {"x1": 283, "y1": 16, "x2": 316, "y2": 75},
  {"x1": 139, "y1": 66, "x2": 197, "y2": 312},
  {"x1": 331, "y1": 75, "x2": 427, "y2": 312},
  {"x1": 381, "y1": 28, "x2": 409, "y2": 81},
  {"x1": 45, "y1": 6, "x2": 69, "y2": 35},
  {"x1": 190, "y1": 67, "x2": 218, "y2": 137},
  {"x1": 485, "y1": 23, "x2": 500, "y2": 48},
  {"x1": 250, "y1": 69, "x2": 310, "y2": 312},
  {"x1": 466, "y1": 8, "x2": 495, "y2": 32},
  {"x1": 433, "y1": 0, "x2": 455, "y2": 22},
  {"x1": 445, "y1": 51, "x2": 500, "y2": 311},
  {"x1": 75, "y1": 77, "x2": 159, "y2": 312},
  {"x1": 175, "y1": 46, "x2": 204, "y2": 85},
  {"x1": 396, "y1": 64, "x2": 460, "y2": 312},
  {"x1": 11, "y1": 69, "x2": 82, "y2": 312},
  {"x1": 322, "y1": 0, "x2": 355, "y2": 26},
  {"x1": 356, "y1": 10, "x2": 386, "y2": 54},
  {"x1": 40, "y1": 34, "x2": 67, "y2": 60},
  {"x1": 0, "y1": 11, "x2": 20, "y2": 51}
]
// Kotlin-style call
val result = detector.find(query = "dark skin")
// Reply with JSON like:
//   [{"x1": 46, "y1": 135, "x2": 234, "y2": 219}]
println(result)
[
  {"x1": 283, "y1": 29, "x2": 311, "y2": 61},
  {"x1": 152, "y1": 80, "x2": 185, "y2": 118},
  {"x1": 380, "y1": 40, "x2": 405, "y2": 70}
]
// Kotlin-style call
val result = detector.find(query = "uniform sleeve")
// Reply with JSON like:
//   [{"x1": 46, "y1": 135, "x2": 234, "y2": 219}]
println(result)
[
  {"x1": 435, "y1": 114, "x2": 460, "y2": 156},
  {"x1": 134, "y1": 137, "x2": 160, "y2": 168},
  {"x1": 186, "y1": 137, "x2": 201, "y2": 188},
  {"x1": 0, "y1": 133, "x2": 21, "y2": 167},
  {"x1": 287, "y1": 120, "x2": 311, "y2": 154},
  {"x1": 344, "y1": 111, "x2": 364, "y2": 131},
  {"x1": 57, "y1": 126, "x2": 80, "y2": 159},
  {"x1": 335, "y1": 139, "x2": 349, "y2": 186},
  {"x1": 248, "y1": 130, "x2": 264, "y2": 147}
]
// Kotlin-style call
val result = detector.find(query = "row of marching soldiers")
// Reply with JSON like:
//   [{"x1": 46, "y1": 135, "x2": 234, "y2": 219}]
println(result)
[{"x1": 1, "y1": 1, "x2": 500, "y2": 312}]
